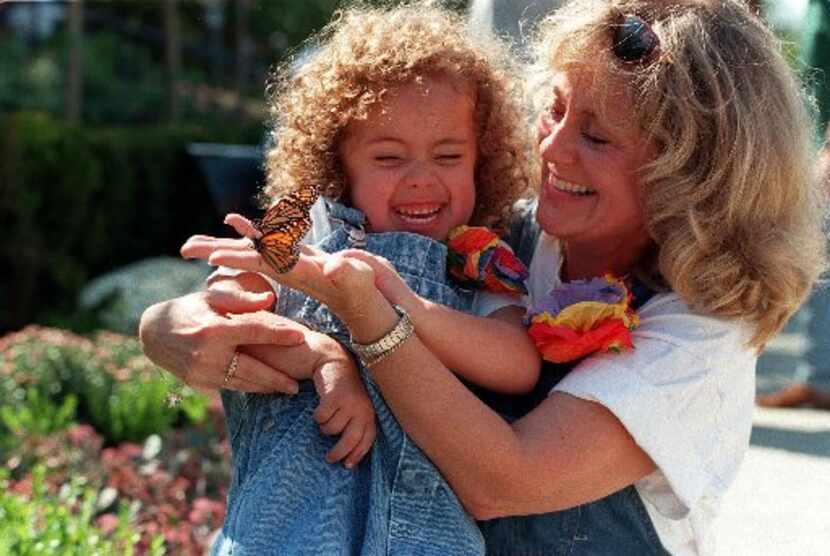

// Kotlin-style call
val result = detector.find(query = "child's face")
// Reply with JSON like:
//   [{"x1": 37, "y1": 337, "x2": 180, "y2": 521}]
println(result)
[{"x1": 339, "y1": 76, "x2": 477, "y2": 241}]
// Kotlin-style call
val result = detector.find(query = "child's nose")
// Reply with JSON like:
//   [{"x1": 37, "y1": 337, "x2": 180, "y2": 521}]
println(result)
[{"x1": 402, "y1": 161, "x2": 436, "y2": 189}]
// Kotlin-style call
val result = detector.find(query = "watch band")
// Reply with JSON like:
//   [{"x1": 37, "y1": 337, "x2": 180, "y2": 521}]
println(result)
[{"x1": 350, "y1": 305, "x2": 415, "y2": 368}]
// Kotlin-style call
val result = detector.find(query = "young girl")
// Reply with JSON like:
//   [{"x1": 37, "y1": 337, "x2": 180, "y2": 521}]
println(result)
[{"x1": 182, "y1": 4, "x2": 541, "y2": 553}]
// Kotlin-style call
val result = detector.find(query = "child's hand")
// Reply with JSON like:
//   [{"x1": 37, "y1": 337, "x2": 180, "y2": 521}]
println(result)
[
  {"x1": 181, "y1": 214, "x2": 380, "y2": 320},
  {"x1": 312, "y1": 360, "x2": 377, "y2": 468},
  {"x1": 334, "y1": 249, "x2": 421, "y2": 311}
]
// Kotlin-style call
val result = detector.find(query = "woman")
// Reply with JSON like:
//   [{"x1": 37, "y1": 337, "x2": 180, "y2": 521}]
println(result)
[{"x1": 141, "y1": 0, "x2": 826, "y2": 553}]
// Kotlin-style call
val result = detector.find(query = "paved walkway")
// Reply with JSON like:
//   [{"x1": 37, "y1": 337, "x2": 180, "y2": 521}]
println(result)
[
  {"x1": 715, "y1": 306, "x2": 830, "y2": 555},
  {"x1": 717, "y1": 407, "x2": 830, "y2": 555}
]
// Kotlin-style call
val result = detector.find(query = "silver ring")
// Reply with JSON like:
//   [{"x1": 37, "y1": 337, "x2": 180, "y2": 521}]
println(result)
[{"x1": 223, "y1": 351, "x2": 240, "y2": 384}]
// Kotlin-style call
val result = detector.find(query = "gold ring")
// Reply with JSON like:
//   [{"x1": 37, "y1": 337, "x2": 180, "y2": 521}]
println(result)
[{"x1": 223, "y1": 351, "x2": 240, "y2": 384}]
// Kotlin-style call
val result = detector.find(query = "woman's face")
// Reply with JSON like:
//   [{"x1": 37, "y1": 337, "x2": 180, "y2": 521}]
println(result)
[{"x1": 536, "y1": 69, "x2": 654, "y2": 251}]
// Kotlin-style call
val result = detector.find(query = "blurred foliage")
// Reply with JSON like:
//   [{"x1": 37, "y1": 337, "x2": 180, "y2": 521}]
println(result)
[
  {"x1": 0, "y1": 389, "x2": 78, "y2": 441},
  {"x1": 0, "y1": 323, "x2": 229, "y2": 552},
  {"x1": 0, "y1": 326, "x2": 228, "y2": 552},
  {"x1": 77, "y1": 257, "x2": 212, "y2": 336},
  {"x1": 0, "y1": 1, "x2": 479, "y2": 331},
  {"x1": 2, "y1": 419, "x2": 228, "y2": 553},
  {"x1": 0, "y1": 326, "x2": 211, "y2": 449},
  {"x1": 0, "y1": 111, "x2": 252, "y2": 333},
  {"x1": 0, "y1": 0, "x2": 471, "y2": 124},
  {"x1": 0, "y1": 466, "x2": 160, "y2": 555}
]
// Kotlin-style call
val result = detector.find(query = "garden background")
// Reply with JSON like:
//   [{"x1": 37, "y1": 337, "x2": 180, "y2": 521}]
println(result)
[{"x1": 0, "y1": 0, "x2": 825, "y2": 554}]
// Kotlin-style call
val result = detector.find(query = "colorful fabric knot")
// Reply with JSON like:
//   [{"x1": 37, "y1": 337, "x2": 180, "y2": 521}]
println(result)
[
  {"x1": 446, "y1": 226, "x2": 529, "y2": 296},
  {"x1": 525, "y1": 274, "x2": 639, "y2": 363}
]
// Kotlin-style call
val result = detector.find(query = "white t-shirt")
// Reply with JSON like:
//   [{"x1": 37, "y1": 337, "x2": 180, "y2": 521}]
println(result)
[{"x1": 478, "y1": 232, "x2": 757, "y2": 555}]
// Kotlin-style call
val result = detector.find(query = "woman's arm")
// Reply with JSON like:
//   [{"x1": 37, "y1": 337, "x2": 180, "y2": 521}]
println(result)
[
  {"x1": 339, "y1": 248, "x2": 540, "y2": 394},
  {"x1": 340, "y1": 287, "x2": 656, "y2": 519}
]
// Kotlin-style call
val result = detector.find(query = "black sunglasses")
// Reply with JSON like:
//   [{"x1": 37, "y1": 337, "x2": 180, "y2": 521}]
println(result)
[{"x1": 612, "y1": 14, "x2": 660, "y2": 63}]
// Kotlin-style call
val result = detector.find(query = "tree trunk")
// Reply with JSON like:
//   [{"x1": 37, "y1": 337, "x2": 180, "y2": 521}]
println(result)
[
  {"x1": 66, "y1": 0, "x2": 83, "y2": 123},
  {"x1": 164, "y1": 0, "x2": 182, "y2": 122},
  {"x1": 235, "y1": 0, "x2": 252, "y2": 116}
]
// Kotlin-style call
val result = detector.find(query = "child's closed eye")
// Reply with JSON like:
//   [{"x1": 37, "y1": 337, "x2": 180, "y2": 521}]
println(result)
[
  {"x1": 434, "y1": 153, "x2": 464, "y2": 165},
  {"x1": 374, "y1": 155, "x2": 405, "y2": 165}
]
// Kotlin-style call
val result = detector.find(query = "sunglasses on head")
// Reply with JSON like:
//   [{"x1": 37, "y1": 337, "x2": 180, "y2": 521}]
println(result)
[{"x1": 612, "y1": 14, "x2": 660, "y2": 64}]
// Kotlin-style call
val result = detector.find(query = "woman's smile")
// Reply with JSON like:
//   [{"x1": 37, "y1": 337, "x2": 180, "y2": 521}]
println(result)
[{"x1": 547, "y1": 173, "x2": 597, "y2": 197}]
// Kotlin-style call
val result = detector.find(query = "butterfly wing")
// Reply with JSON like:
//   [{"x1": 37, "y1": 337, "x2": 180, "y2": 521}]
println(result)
[
  {"x1": 252, "y1": 188, "x2": 318, "y2": 274},
  {"x1": 254, "y1": 187, "x2": 318, "y2": 233},
  {"x1": 256, "y1": 220, "x2": 311, "y2": 274}
]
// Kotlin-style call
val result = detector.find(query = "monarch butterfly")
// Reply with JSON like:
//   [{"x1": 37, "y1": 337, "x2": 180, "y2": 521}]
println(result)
[{"x1": 252, "y1": 187, "x2": 319, "y2": 274}]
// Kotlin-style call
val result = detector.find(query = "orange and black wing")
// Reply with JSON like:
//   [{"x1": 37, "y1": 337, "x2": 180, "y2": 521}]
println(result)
[
  {"x1": 252, "y1": 188, "x2": 317, "y2": 274},
  {"x1": 254, "y1": 187, "x2": 319, "y2": 233}
]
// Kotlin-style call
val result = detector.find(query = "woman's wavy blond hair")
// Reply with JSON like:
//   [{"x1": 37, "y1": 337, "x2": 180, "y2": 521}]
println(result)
[
  {"x1": 534, "y1": 0, "x2": 827, "y2": 348},
  {"x1": 262, "y1": 1, "x2": 536, "y2": 228}
]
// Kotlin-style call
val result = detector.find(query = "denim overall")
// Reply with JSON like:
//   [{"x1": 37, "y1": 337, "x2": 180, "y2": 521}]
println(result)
[{"x1": 213, "y1": 202, "x2": 484, "y2": 555}]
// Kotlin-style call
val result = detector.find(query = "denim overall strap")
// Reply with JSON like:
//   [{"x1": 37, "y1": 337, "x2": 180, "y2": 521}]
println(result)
[
  {"x1": 326, "y1": 199, "x2": 368, "y2": 228},
  {"x1": 504, "y1": 198, "x2": 542, "y2": 268},
  {"x1": 215, "y1": 203, "x2": 483, "y2": 556}
]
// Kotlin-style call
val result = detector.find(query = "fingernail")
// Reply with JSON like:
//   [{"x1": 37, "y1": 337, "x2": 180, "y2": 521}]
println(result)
[
  {"x1": 345, "y1": 462, "x2": 353, "y2": 469},
  {"x1": 289, "y1": 384, "x2": 299, "y2": 395}
]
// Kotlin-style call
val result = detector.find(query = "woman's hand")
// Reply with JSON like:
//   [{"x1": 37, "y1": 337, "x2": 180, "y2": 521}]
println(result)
[{"x1": 139, "y1": 289, "x2": 309, "y2": 393}]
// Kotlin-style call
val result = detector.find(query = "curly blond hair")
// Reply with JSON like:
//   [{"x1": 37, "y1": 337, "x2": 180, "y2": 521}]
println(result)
[
  {"x1": 262, "y1": 1, "x2": 536, "y2": 228},
  {"x1": 534, "y1": 0, "x2": 827, "y2": 347}
]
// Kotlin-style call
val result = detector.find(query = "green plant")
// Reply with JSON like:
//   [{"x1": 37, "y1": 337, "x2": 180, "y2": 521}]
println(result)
[
  {"x1": 0, "y1": 465, "x2": 164, "y2": 555},
  {"x1": 0, "y1": 326, "x2": 211, "y2": 447},
  {"x1": 0, "y1": 389, "x2": 77, "y2": 438},
  {"x1": 1, "y1": 417, "x2": 229, "y2": 553},
  {"x1": 81, "y1": 359, "x2": 179, "y2": 444}
]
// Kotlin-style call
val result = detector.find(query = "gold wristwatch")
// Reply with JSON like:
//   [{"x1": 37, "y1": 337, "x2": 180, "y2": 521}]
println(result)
[{"x1": 350, "y1": 305, "x2": 415, "y2": 368}]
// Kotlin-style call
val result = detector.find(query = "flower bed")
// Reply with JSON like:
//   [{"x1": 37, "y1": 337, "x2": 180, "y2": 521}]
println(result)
[{"x1": 0, "y1": 326, "x2": 230, "y2": 554}]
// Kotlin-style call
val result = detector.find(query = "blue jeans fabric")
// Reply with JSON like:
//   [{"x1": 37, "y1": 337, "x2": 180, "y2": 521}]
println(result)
[
  {"x1": 214, "y1": 200, "x2": 667, "y2": 555},
  {"x1": 213, "y1": 202, "x2": 483, "y2": 555},
  {"x1": 478, "y1": 486, "x2": 667, "y2": 555}
]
